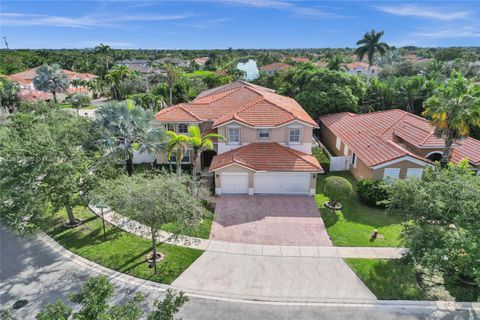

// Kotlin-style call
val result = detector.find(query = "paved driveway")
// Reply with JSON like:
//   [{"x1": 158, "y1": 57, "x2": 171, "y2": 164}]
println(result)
[{"x1": 210, "y1": 196, "x2": 332, "y2": 246}]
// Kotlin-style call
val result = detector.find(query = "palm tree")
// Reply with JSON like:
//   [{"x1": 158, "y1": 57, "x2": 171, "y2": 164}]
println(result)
[
  {"x1": 188, "y1": 125, "x2": 224, "y2": 178},
  {"x1": 397, "y1": 76, "x2": 435, "y2": 113},
  {"x1": 166, "y1": 131, "x2": 189, "y2": 175},
  {"x1": 165, "y1": 64, "x2": 180, "y2": 106},
  {"x1": 94, "y1": 100, "x2": 165, "y2": 176},
  {"x1": 105, "y1": 65, "x2": 136, "y2": 100},
  {"x1": 33, "y1": 64, "x2": 69, "y2": 103},
  {"x1": 423, "y1": 72, "x2": 480, "y2": 167},
  {"x1": 355, "y1": 30, "x2": 390, "y2": 82},
  {"x1": 94, "y1": 43, "x2": 112, "y2": 71},
  {"x1": 326, "y1": 54, "x2": 346, "y2": 71}
]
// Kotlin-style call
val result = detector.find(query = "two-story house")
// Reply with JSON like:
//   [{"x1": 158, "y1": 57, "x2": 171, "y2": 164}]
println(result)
[{"x1": 155, "y1": 81, "x2": 323, "y2": 195}]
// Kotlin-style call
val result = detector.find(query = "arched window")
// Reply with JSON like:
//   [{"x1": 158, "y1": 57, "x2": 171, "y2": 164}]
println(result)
[{"x1": 426, "y1": 152, "x2": 442, "y2": 162}]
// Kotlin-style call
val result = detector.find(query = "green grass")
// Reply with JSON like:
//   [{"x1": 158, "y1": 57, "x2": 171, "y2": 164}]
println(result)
[
  {"x1": 346, "y1": 259, "x2": 480, "y2": 301},
  {"x1": 184, "y1": 70, "x2": 215, "y2": 77},
  {"x1": 59, "y1": 104, "x2": 96, "y2": 110},
  {"x1": 316, "y1": 172, "x2": 405, "y2": 247},
  {"x1": 43, "y1": 206, "x2": 204, "y2": 284},
  {"x1": 161, "y1": 214, "x2": 212, "y2": 239}
]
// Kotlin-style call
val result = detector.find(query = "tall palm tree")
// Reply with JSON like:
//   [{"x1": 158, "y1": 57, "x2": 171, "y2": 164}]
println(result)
[
  {"x1": 94, "y1": 43, "x2": 112, "y2": 71},
  {"x1": 33, "y1": 64, "x2": 69, "y2": 103},
  {"x1": 164, "y1": 64, "x2": 180, "y2": 106},
  {"x1": 397, "y1": 76, "x2": 435, "y2": 113},
  {"x1": 355, "y1": 30, "x2": 390, "y2": 82},
  {"x1": 423, "y1": 72, "x2": 480, "y2": 167},
  {"x1": 188, "y1": 125, "x2": 224, "y2": 178},
  {"x1": 326, "y1": 54, "x2": 346, "y2": 71},
  {"x1": 105, "y1": 65, "x2": 136, "y2": 100},
  {"x1": 94, "y1": 100, "x2": 165, "y2": 176},
  {"x1": 166, "y1": 131, "x2": 189, "y2": 175}
]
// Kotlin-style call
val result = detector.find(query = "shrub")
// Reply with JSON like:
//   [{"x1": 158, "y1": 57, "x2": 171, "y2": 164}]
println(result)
[
  {"x1": 357, "y1": 179, "x2": 389, "y2": 208},
  {"x1": 323, "y1": 176, "x2": 353, "y2": 206},
  {"x1": 312, "y1": 146, "x2": 330, "y2": 172}
]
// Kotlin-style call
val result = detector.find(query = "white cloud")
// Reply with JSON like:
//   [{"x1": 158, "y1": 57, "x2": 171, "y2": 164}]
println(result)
[
  {"x1": 376, "y1": 4, "x2": 470, "y2": 21},
  {"x1": 412, "y1": 27, "x2": 480, "y2": 39},
  {"x1": 0, "y1": 12, "x2": 195, "y2": 28},
  {"x1": 71, "y1": 41, "x2": 137, "y2": 48}
]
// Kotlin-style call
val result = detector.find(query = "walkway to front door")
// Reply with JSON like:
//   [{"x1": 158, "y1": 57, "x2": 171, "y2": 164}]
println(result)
[{"x1": 210, "y1": 196, "x2": 332, "y2": 246}]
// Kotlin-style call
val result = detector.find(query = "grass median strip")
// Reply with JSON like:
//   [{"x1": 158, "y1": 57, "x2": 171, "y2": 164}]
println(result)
[{"x1": 43, "y1": 206, "x2": 204, "y2": 284}]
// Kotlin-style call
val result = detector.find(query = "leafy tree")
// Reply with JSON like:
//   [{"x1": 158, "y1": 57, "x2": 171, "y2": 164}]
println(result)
[
  {"x1": 187, "y1": 125, "x2": 224, "y2": 179},
  {"x1": 105, "y1": 65, "x2": 137, "y2": 100},
  {"x1": 378, "y1": 60, "x2": 423, "y2": 79},
  {"x1": 326, "y1": 54, "x2": 346, "y2": 71},
  {"x1": 36, "y1": 300, "x2": 72, "y2": 320},
  {"x1": 423, "y1": 72, "x2": 480, "y2": 167},
  {"x1": 166, "y1": 131, "x2": 189, "y2": 175},
  {"x1": 434, "y1": 48, "x2": 464, "y2": 62},
  {"x1": 387, "y1": 164, "x2": 480, "y2": 285},
  {"x1": 97, "y1": 174, "x2": 204, "y2": 274},
  {"x1": 0, "y1": 76, "x2": 20, "y2": 113},
  {"x1": 93, "y1": 100, "x2": 164, "y2": 176},
  {"x1": 362, "y1": 78, "x2": 396, "y2": 112},
  {"x1": 128, "y1": 93, "x2": 164, "y2": 111},
  {"x1": 33, "y1": 64, "x2": 68, "y2": 102},
  {"x1": 201, "y1": 73, "x2": 232, "y2": 89},
  {"x1": 355, "y1": 30, "x2": 390, "y2": 82},
  {"x1": 165, "y1": 64, "x2": 180, "y2": 105},
  {"x1": 147, "y1": 289, "x2": 188, "y2": 320},
  {"x1": 0, "y1": 110, "x2": 95, "y2": 230},
  {"x1": 66, "y1": 92, "x2": 92, "y2": 114},
  {"x1": 396, "y1": 76, "x2": 435, "y2": 113},
  {"x1": 323, "y1": 176, "x2": 353, "y2": 208},
  {"x1": 357, "y1": 179, "x2": 389, "y2": 208}
]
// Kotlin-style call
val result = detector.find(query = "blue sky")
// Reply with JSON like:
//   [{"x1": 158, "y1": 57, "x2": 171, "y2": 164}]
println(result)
[{"x1": 1, "y1": 1, "x2": 479, "y2": 49}]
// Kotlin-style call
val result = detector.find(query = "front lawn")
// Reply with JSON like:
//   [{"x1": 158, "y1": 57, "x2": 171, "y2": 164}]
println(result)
[
  {"x1": 316, "y1": 172, "x2": 405, "y2": 247},
  {"x1": 43, "y1": 206, "x2": 204, "y2": 284},
  {"x1": 346, "y1": 259, "x2": 480, "y2": 301},
  {"x1": 161, "y1": 215, "x2": 212, "y2": 239}
]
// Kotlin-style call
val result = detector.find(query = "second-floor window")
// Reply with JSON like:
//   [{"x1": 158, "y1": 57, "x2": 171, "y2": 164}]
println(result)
[
  {"x1": 289, "y1": 128, "x2": 301, "y2": 143},
  {"x1": 258, "y1": 129, "x2": 270, "y2": 139},
  {"x1": 178, "y1": 123, "x2": 188, "y2": 134},
  {"x1": 170, "y1": 150, "x2": 191, "y2": 163},
  {"x1": 228, "y1": 127, "x2": 240, "y2": 144},
  {"x1": 166, "y1": 123, "x2": 175, "y2": 132}
]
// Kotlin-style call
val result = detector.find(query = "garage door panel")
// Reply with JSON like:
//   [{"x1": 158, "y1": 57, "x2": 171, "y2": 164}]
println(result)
[
  {"x1": 221, "y1": 173, "x2": 248, "y2": 194},
  {"x1": 254, "y1": 173, "x2": 310, "y2": 195}
]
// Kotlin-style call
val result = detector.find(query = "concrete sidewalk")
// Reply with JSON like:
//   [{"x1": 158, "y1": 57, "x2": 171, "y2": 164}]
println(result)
[{"x1": 90, "y1": 205, "x2": 406, "y2": 259}]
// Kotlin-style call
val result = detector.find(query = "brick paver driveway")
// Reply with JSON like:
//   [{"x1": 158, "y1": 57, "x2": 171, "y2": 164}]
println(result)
[{"x1": 210, "y1": 196, "x2": 332, "y2": 246}]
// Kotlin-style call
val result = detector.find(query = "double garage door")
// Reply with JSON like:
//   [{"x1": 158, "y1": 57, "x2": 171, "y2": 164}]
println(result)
[{"x1": 220, "y1": 172, "x2": 310, "y2": 195}]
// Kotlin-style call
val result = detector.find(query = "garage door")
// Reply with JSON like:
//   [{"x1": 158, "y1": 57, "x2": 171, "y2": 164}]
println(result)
[
  {"x1": 221, "y1": 173, "x2": 248, "y2": 194},
  {"x1": 254, "y1": 172, "x2": 310, "y2": 195}
]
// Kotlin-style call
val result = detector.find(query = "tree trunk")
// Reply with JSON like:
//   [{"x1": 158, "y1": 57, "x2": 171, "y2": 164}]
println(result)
[
  {"x1": 126, "y1": 153, "x2": 134, "y2": 176},
  {"x1": 176, "y1": 159, "x2": 182, "y2": 175},
  {"x1": 192, "y1": 151, "x2": 200, "y2": 179},
  {"x1": 441, "y1": 136, "x2": 454, "y2": 168},
  {"x1": 366, "y1": 64, "x2": 372, "y2": 83},
  {"x1": 66, "y1": 206, "x2": 76, "y2": 225},
  {"x1": 53, "y1": 91, "x2": 58, "y2": 103},
  {"x1": 151, "y1": 227, "x2": 158, "y2": 274},
  {"x1": 169, "y1": 87, "x2": 173, "y2": 106}
]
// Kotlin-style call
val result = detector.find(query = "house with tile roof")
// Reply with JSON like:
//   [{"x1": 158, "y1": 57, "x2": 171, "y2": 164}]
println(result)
[
  {"x1": 345, "y1": 62, "x2": 380, "y2": 78},
  {"x1": 155, "y1": 81, "x2": 323, "y2": 195},
  {"x1": 259, "y1": 62, "x2": 291, "y2": 75},
  {"x1": 319, "y1": 109, "x2": 480, "y2": 180}
]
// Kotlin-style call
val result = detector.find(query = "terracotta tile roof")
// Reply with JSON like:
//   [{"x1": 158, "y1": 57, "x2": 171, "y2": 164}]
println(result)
[
  {"x1": 209, "y1": 142, "x2": 323, "y2": 172},
  {"x1": 259, "y1": 62, "x2": 291, "y2": 72},
  {"x1": 315, "y1": 61, "x2": 328, "y2": 68},
  {"x1": 320, "y1": 109, "x2": 480, "y2": 167},
  {"x1": 193, "y1": 57, "x2": 209, "y2": 65},
  {"x1": 8, "y1": 67, "x2": 97, "y2": 85},
  {"x1": 155, "y1": 81, "x2": 318, "y2": 128},
  {"x1": 292, "y1": 57, "x2": 310, "y2": 63}
]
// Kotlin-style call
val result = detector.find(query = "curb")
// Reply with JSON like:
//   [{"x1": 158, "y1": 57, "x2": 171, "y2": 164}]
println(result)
[{"x1": 38, "y1": 231, "x2": 479, "y2": 311}]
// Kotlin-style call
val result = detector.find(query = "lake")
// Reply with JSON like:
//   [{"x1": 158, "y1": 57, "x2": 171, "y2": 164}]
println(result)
[{"x1": 236, "y1": 59, "x2": 259, "y2": 81}]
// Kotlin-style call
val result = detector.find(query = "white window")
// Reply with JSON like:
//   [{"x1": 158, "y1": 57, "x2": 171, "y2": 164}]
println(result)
[
  {"x1": 406, "y1": 168, "x2": 423, "y2": 179},
  {"x1": 178, "y1": 123, "x2": 188, "y2": 134},
  {"x1": 351, "y1": 153, "x2": 357, "y2": 168},
  {"x1": 383, "y1": 168, "x2": 401, "y2": 181},
  {"x1": 228, "y1": 127, "x2": 240, "y2": 144},
  {"x1": 166, "y1": 123, "x2": 175, "y2": 132},
  {"x1": 289, "y1": 128, "x2": 301, "y2": 143},
  {"x1": 258, "y1": 129, "x2": 270, "y2": 139},
  {"x1": 336, "y1": 137, "x2": 341, "y2": 150},
  {"x1": 170, "y1": 150, "x2": 191, "y2": 163},
  {"x1": 343, "y1": 144, "x2": 349, "y2": 156}
]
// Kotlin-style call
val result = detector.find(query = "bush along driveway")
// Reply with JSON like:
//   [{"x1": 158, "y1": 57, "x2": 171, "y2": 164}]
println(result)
[
  {"x1": 43, "y1": 206, "x2": 204, "y2": 284},
  {"x1": 316, "y1": 172, "x2": 406, "y2": 247}
]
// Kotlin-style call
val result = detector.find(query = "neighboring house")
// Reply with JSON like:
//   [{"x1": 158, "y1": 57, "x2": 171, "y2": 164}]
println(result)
[
  {"x1": 7, "y1": 67, "x2": 97, "y2": 99},
  {"x1": 291, "y1": 57, "x2": 310, "y2": 63},
  {"x1": 155, "y1": 81, "x2": 323, "y2": 195},
  {"x1": 345, "y1": 62, "x2": 380, "y2": 77},
  {"x1": 193, "y1": 57, "x2": 209, "y2": 69},
  {"x1": 152, "y1": 57, "x2": 190, "y2": 68},
  {"x1": 259, "y1": 62, "x2": 291, "y2": 75},
  {"x1": 319, "y1": 109, "x2": 480, "y2": 180},
  {"x1": 125, "y1": 64, "x2": 165, "y2": 75},
  {"x1": 404, "y1": 54, "x2": 434, "y2": 64},
  {"x1": 315, "y1": 61, "x2": 328, "y2": 69}
]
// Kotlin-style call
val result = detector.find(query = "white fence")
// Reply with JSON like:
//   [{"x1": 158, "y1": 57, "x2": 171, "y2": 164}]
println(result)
[{"x1": 329, "y1": 156, "x2": 351, "y2": 171}]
